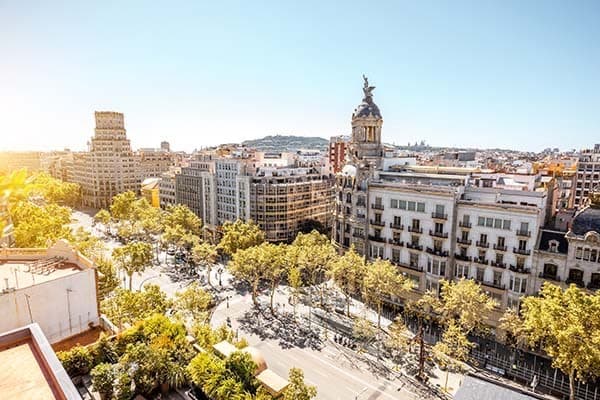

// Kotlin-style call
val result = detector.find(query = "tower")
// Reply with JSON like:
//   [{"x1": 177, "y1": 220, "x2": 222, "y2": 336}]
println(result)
[{"x1": 349, "y1": 75, "x2": 383, "y2": 169}]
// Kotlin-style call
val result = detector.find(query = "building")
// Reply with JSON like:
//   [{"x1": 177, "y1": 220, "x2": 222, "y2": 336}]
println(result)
[
  {"x1": 160, "y1": 140, "x2": 171, "y2": 152},
  {"x1": 0, "y1": 240, "x2": 100, "y2": 344},
  {"x1": 0, "y1": 323, "x2": 80, "y2": 399},
  {"x1": 333, "y1": 77, "x2": 552, "y2": 321},
  {"x1": 159, "y1": 168, "x2": 179, "y2": 209},
  {"x1": 0, "y1": 151, "x2": 42, "y2": 174},
  {"x1": 72, "y1": 111, "x2": 138, "y2": 209},
  {"x1": 328, "y1": 136, "x2": 349, "y2": 174},
  {"x1": 249, "y1": 166, "x2": 334, "y2": 242},
  {"x1": 141, "y1": 177, "x2": 161, "y2": 207},
  {"x1": 71, "y1": 112, "x2": 173, "y2": 209},
  {"x1": 574, "y1": 144, "x2": 600, "y2": 208}
]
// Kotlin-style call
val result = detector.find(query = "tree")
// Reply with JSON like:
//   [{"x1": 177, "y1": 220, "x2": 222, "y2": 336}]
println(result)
[
  {"x1": 520, "y1": 283, "x2": 600, "y2": 400},
  {"x1": 328, "y1": 245, "x2": 366, "y2": 316},
  {"x1": 10, "y1": 201, "x2": 72, "y2": 247},
  {"x1": 174, "y1": 282, "x2": 214, "y2": 322},
  {"x1": 95, "y1": 257, "x2": 120, "y2": 299},
  {"x1": 112, "y1": 241, "x2": 153, "y2": 290},
  {"x1": 263, "y1": 243, "x2": 288, "y2": 313},
  {"x1": 91, "y1": 363, "x2": 116, "y2": 400},
  {"x1": 109, "y1": 191, "x2": 139, "y2": 221},
  {"x1": 352, "y1": 317, "x2": 377, "y2": 346},
  {"x1": 71, "y1": 227, "x2": 106, "y2": 261},
  {"x1": 229, "y1": 243, "x2": 272, "y2": 306},
  {"x1": 191, "y1": 242, "x2": 218, "y2": 286},
  {"x1": 499, "y1": 308, "x2": 527, "y2": 349},
  {"x1": 101, "y1": 284, "x2": 171, "y2": 327},
  {"x1": 432, "y1": 320, "x2": 473, "y2": 392},
  {"x1": 225, "y1": 351, "x2": 258, "y2": 393},
  {"x1": 283, "y1": 368, "x2": 317, "y2": 400},
  {"x1": 94, "y1": 209, "x2": 112, "y2": 234},
  {"x1": 164, "y1": 204, "x2": 202, "y2": 236},
  {"x1": 288, "y1": 266, "x2": 302, "y2": 319},
  {"x1": 218, "y1": 219, "x2": 265, "y2": 257},
  {"x1": 362, "y1": 258, "x2": 413, "y2": 328},
  {"x1": 436, "y1": 278, "x2": 497, "y2": 335},
  {"x1": 57, "y1": 345, "x2": 93, "y2": 377},
  {"x1": 385, "y1": 316, "x2": 411, "y2": 358},
  {"x1": 26, "y1": 172, "x2": 81, "y2": 206}
]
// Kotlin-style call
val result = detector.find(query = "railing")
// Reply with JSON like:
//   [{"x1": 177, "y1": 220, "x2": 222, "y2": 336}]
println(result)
[
  {"x1": 406, "y1": 242, "x2": 423, "y2": 251},
  {"x1": 371, "y1": 203, "x2": 384, "y2": 210},
  {"x1": 369, "y1": 219, "x2": 385, "y2": 227},
  {"x1": 407, "y1": 226, "x2": 423, "y2": 234},
  {"x1": 509, "y1": 265, "x2": 530, "y2": 274},
  {"x1": 493, "y1": 244, "x2": 507, "y2": 252},
  {"x1": 429, "y1": 230, "x2": 448, "y2": 238},
  {"x1": 457, "y1": 238, "x2": 472, "y2": 245},
  {"x1": 431, "y1": 212, "x2": 448, "y2": 220},
  {"x1": 480, "y1": 280, "x2": 506, "y2": 290},
  {"x1": 389, "y1": 222, "x2": 404, "y2": 230},
  {"x1": 538, "y1": 272, "x2": 560, "y2": 282},
  {"x1": 455, "y1": 253, "x2": 471, "y2": 262},
  {"x1": 459, "y1": 221, "x2": 472, "y2": 228},
  {"x1": 393, "y1": 260, "x2": 424, "y2": 273},
  {"x1": 352, "y1": 232, "x2": 364, "y2": 239},
  {"x1": 426, "y1": 247, "x2": 449, "y2": 257},
  {"x1": 474, "y1": 258, "x2": 489, "y2": 265},
  {"x1": 476, "y1": 241, "x2": 489, "y2": 248},
  {"x1": 566, "y1": 278, "x2": 585, "y2": 288},
  {"x1": 368, "y1": 235, "x2": 386, "y2": 243},
  {"x1": 388, "y1": 238, "x2": 404, "y2": 247},
  {"x1": 513, "y1": 247, "x2": 531, "y2": 256},
  {"x1": 516, "y1": 229, "x2": 531, "y2": 237},
  {"x1": 490, "y1": 261, "x2": 506, "y2": 269}
]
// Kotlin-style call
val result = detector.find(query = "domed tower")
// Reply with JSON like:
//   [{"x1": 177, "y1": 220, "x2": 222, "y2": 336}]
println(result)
[{"x1": 349, "y1": 75, "x2": 384, "y2": 168}]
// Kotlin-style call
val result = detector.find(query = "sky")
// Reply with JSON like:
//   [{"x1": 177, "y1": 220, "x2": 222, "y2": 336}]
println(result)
[{"x1": 1, "y1": 1, "x2": 599, "y2": 152}]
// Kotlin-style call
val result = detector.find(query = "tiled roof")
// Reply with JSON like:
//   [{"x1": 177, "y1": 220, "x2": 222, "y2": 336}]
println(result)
[{"x1": 571, "y1": 206, "x2": 600, "y2": 236}]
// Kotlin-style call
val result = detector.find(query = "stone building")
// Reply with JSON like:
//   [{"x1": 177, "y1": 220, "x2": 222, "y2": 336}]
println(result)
[{"x1": 574, "y1": 144, "x2": 600, "y2": 208}]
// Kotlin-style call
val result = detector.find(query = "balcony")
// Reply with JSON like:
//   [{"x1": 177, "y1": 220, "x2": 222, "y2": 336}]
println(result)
[
  {"x1": 476, "y1": 241, "x2": 489, "y2": 248},
  {"x1": 426, "y1": 247, "x2": 449, "y2": 257},
  {"x1": 457, "y1": 238, "x2": 472, "y2": 245},
  {"x1": 474, "y1": 257, "x2": 489, "y2": 265},
  {"x1": 566, "y1": 278, "x2": 585, "y2": 288},
  {"x1": 388, "y1": 238, "x2": 404, "y2": 247},
  {"x1": 406, "y1": 242, "x2": 423, "y2": 251},
  {"x1": 479, "y1": 280, "x2": 506, "y2": 290},
  {"x1": 392, "y1": 260, "x2": 424, "y2": 273},
  {"x1": 538, "y1": 272, "x2": 560, "y2": 282},
  {"x1": 431, "y1": 212, "x2": 448, "y2": 220},
  {"x1": 516, "y1": 229, "x2": 531, "y2": 237},
  {"x1": 371, "y1": 203, "x2": 384, "y2": 210},
  {"x1": 429, "y1": 230, "x2": 448, "y2": 239},
  {"x1": 490, "y1": 261, "x2": 507, "y2": 269},
  {"x1": 368, "y1": 235, "x2": 386, "y2": 243},
  {"x1": 509, "y1": 265, "x2": 530, "y2": 274},
  {"x1": 459, "y1": 221, "x2": 472, "y2": 229},
  {"x1": 352, "y1": 232, "x2": 364, "y2": 239},
  {"x1": 455, "y1": 253, "x2": 471, "y2": 262},
  {"x1": 389, "y1": 222, "x2": 404, "y2": 230},
  {"x1": 370, "y1": 219, "x2": 385, "y2": 227},
  {"x1": 493, "y1": 244, "x2": 507, "y2": 252},
  {"x1": 407, "y1": 226, "x2": 423, "y2": 234},
  {"x1": 587, "y1": 281, "x2": 600, "y2": 290},
  {"x1": 513, "y1": 247, "x2": 531, "y2": 256}
]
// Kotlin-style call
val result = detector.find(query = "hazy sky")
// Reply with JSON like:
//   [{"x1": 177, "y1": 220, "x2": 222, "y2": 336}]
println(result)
[{"x1": 1, "y1": 1, "x2": 599, "y2": 152}]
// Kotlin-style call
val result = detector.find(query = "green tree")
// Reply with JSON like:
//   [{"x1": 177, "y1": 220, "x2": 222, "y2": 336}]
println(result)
[
  {"x1": 109, "y1": 191, "x2": 139, "y2": 221},
  {"x1": 57, "y1": 345, "x2": 93, "y2": 377},
  {"x1": 95, "y1": 257, "x2": 120, "y2": 299},
  {"x1": 225, "y1": 351, "x2": 258, "y2": 393},
  {"x1": 174, "y1": 282, "x2": 214, "y2": 322},
  {"x1": 499, "y1": 308, "x2": 527, "y2": 349},
  {"x1": 101, "y1": 284, "x2": 171, "y2": 327},
  {"x1": 71, "y1": 227, "x2": 106, "y2": 261},
  {"x1": 229, "y1": 243, "x2": 271, "y2": 306},
  {"x1": 520, "y1": 283, "x2": 600, "y2": 400},
  {"x1": 90, "y1": 363, "x2": 116, "y2": 400},
  {"x1": 328, "y1": 245, "x2": 366, "y2": 316},
  {"x1": 164, "y1": 204, "x2": 202, "y2": 236},
  {"x1": 112, "y1": 241, "x2": 153, "y2": 290},
  {"x1": 283, "y1": 368, "x2": 317, "y2": 400},
  {"x1": 94, "y1": 209, "x2": 111, "y2": 232},
  {"x1": 432, "y1": 320, "x2": 473, "y2": 392},
  {"x1": 288, "y1": 266, "x2": 302, "y2": 319},
  {"x1": 362, "y1": 258, "x2": 413, "y2": 328},
  {"x1": 218, "y1": 219, "x2": 265, "y2": 257},
  {"x1": 263, "y1": 243, "x2": 288, "y2": 313},
  {"x1": 10, "y1": 201, "x2": 72, "y2": 247},
  {"x1": 191, "y1": 242, "x2": 218, "y2": 286}
]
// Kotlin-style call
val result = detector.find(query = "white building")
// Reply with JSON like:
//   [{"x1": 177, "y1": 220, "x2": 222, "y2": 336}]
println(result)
[{"x1": 0, "y1": 240, "x2": 100, "y2": 344}]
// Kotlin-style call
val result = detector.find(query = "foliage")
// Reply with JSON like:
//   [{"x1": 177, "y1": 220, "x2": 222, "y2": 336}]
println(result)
[
  {"x1": 283, "y1": 368, "x2": 317, "y2": 400},
  {"x1": 520, "y1": 283, "x2": 600, "y2": 400},
  {"x1": 328, "y1": 245, "x2": 366, "y2": 316},
  {"x1": 109, "y1": 191, "x2": 139, "y2": 221},
  {"x1": 173, "y1": 282, "x2": 214, "y2": 322},
  {"x1": 229, "y1": 242, "x2": 273, "y2": 305},
  {"x1": 94, "y1": 209, "x2": 111, "y2": 226},
  {"x1": 352, "y1": 317, "x2": 376, "y2": 342},
  {"x1": 225, "y1": 351, "x2": 258, "y2": 393},
  {"x1": 499, "y1": 308, "x2": 527, "y2": 349},
  {"x1": 101, "y1": 284, "x2": 172, "y2": 327},
  {"x1": 432, "y1": 320, "x2": 473, "y2": 369},
  {"x1": 10, "y1": 200, "x2": 72, "y2": 247},
  {"x1": 191, "y1": 241, "x2": 218, "y2": 285},
  {"x1": 71, "y1": 227, "x2": 106, "y2": 260},
  {"x1": 218, "y1": 219, "x2": 265, "y2": 257},
  {"x1": 57, "y1": 345, "x2": 94, "y2": 377},
  {"x1": 112, "y1": 241, "x2": 153, "y2": 290},
  {"x1": 95, "y1": 257, "x2": 120, "y2": 299},
  {"x1": 26, "y1": 172, "x2": 81, "y2": 206},
  {"x1": 362, "y1": 258, "x2": 413, "y2": 328},
  {"x1": 90, "y1": 363, "x2": 116, "y2": 398},
  {"x1": 385, "y1": 316, "x2": 411, "y2": 355},
  {"x1": 163, "y1": 204, "x2": 202, "y2": 236}
]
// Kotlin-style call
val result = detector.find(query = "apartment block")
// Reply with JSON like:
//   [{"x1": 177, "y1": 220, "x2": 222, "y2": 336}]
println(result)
[{"x1": 574, "y1": 144, "x2": 600, "y2": 208}]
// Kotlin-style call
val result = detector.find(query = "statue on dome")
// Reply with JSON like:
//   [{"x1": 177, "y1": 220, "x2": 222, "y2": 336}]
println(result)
[{"x1": 362, "y1": 74, "x2": 375, "y2": 103}]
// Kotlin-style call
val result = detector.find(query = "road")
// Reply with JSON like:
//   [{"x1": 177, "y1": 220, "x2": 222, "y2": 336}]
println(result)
[{"x1": 211, "y1": 292, "x2": 432, "y2": 400}]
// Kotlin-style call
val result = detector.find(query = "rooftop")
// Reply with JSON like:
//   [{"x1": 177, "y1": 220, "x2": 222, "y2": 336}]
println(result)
[
  {"x1": 0, "y1": 259, "x2": 81, "y2": 292},
  {"x1": 571, "y1": 206, "x2": 600, "y2": 236},
  {"x1": 0, "y1": 323, "x2": 80, "y2": 400}
]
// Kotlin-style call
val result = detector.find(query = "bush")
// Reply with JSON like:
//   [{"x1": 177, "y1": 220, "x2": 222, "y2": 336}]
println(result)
[
  {"x1": 90, "y1": 363, "x2": 115, "y2": 399},
  {"x1": 57, "y1": 345, "x2": 93, "y2": 377}
]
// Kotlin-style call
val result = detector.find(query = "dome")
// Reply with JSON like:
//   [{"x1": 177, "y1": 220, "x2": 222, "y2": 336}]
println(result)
[
  {"x1": 353, "y1": 101, "x2": 382, "y2": 119},
  {"x1": 341, "y1": 164, "x2": 357, "y2": 177},
  {"x1": 242, "y1": 346, "x2": 268, "y2": 375}
]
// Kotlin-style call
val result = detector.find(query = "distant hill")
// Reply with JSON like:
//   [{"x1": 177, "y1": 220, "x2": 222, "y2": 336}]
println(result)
[{"x1": 242, "y1": 135, "x2": 329, "y2": 152}]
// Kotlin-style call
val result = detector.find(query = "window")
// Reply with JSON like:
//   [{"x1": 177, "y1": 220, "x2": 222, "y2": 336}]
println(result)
[
  {"x1": 509, "y1": 276, "x2": 527, "y2": 293},
  {"x1": 476, "y1": 267, "x2": 484, "y2": 281},
  {"x1": 502, "y1": 220, "x2": 511, "y2": 230},
  {"x1": 493, "y1": 271, "x2": 503, "y2": 286},
  {"x1": 478, "y1": 217, "x2": 485, "y2": 226},
  {"x1": 434, "y1": 222, "x2": 444, "y2": 234},
  {"x1": 480, "y1": 234, "x2": 488, "y2": 244},
  {"x1": 417, "y1": 202, "x2": 425, "y2": 212},
  {"x1": 427, "y1": 259, "x2": 446, "y2": 276},
  {"x1": 408, "y1": 201, "x2": 416, "y2": 211},
  {"x1": 392, "y1": 248, "x2": 401, "y2": 263},
  {"x1": 433, "y1": 239, "x2": 443, "y2": 252},
  {"x1": 461, "y1": 231, "x2": 469, "y2": 241},
  {"x1": 494, "y1": 219, "x2": 502, "y2": 229},
  {"x1": 409, "y1": 253, "x2": 419, "y2": 267},
  {"x1": 507, "y1": 297, "x2": 520, "y2": 310},
  {"x1": 390, "y1": 199, "x2": 398, "y2": 208},
  {"x1": 374, "y1": 213, "x2": 382, "y2": 223},
  {"x1": 584, "y1": 248, "x2": 591, "y2": 261},
  {"x1": 486, "y1": 217, "x2": 494, "y2": 227},
  {"x1": 435, "y1": 204, "x2": 445, "y2": 214},
  {"x1": 370, "y1": 245, "x2": 383, "y2": 259},
  {"x1": 455, "y1": 264, "x2": 469, "y2": 278},
  {"x1": 462, "y1": 215, "x2": 470, "y2": 224},
  {"x1": 399, "y1": 200, "x2": 407, "y2": 210},
  {"x1": 518, "y1": 239, "x2": 527, "y2": 251},
  {"x1": 497, "y1": 236, "x2": 505, "y2": 247},
  {"x1": 375, "y1": 197, "x2": 382, "y2": 206},
  {"x1": 412, "y1": 219, "x2": 420, "y2": 230},
  {"x1": 393, "y1": 216, "x2": 402, "y2": 226},
  {"x1": 520, "y1": 222, "x2": 529, "y2": 232},
  {"x1": 576, "y1": 247, "x2": 583, "y2": 259}
]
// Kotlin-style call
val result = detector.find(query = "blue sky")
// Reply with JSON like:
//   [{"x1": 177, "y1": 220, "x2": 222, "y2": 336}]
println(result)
[{"x1": 1, "y1": 1, "x2": 598, "y2": 152}]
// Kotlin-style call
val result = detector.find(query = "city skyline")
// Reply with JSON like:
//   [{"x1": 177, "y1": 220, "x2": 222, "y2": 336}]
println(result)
[{"x1": 1, "y1": 1, "x2": 599, "y2": 152}]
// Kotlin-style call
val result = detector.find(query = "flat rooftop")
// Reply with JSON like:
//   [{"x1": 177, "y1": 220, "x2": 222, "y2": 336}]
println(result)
[
  {"x1": 0, "y1": 259, "x2": 81, "y2": 291},
  {"x1": 0, "y1": 324, "x2": 80, "y2": 399}
]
